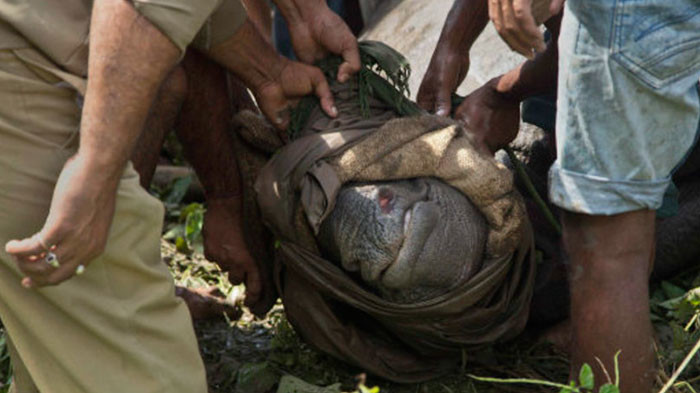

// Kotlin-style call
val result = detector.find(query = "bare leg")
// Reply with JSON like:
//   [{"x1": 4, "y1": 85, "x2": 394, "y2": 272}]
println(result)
[
  {"x1": 131, "y1": 66, "x2": 187, "y2": 188},
  {"x1": 563, "y1": 210, "x2": 656, "y2": 393},
  {"x1": 130, "y1": 57, "x2": 244, "y2": 321},
  {"x1": 176, "y1": 51, "x2": 275, "y2": 315}
]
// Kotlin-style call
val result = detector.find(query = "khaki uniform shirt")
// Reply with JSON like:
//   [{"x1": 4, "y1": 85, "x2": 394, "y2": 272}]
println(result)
[{"x1": 0, "y1": 0, "x2": 247, "y2": 93}]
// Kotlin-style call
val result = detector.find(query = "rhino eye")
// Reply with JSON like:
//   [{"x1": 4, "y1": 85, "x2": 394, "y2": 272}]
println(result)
[{"x1": 377, "y1": 187, "x2": 395, "y2": 214}]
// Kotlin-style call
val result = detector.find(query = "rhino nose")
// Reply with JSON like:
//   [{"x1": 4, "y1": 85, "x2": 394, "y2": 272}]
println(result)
[{"x1": 377, "y1": 187, "x2": 395, "y2": 214}]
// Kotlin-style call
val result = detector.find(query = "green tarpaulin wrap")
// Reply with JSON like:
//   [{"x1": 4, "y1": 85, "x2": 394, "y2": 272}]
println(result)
[{"x1": 231, "y1": 42, "x2": 536, "y2": 382}]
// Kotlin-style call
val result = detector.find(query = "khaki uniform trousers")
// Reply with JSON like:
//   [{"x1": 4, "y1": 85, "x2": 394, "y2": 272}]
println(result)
[{"x1": 0, "y1": 49, "x2": 207, "y2": 392}]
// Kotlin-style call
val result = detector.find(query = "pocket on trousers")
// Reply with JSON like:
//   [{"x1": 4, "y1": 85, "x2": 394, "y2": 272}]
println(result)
[
  {"x1": 611, "y1": 0, "x2": 700, "y2": 89},
  {"x1": 0, "y1": 50, "x2": 82, "y2": 152}
]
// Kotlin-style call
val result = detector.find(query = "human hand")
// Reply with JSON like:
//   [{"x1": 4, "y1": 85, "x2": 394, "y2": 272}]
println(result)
[
  {"x1": 208, "y1": 20, "x2": 337, "y2": 131},
  {"x1": 251, "y1": 57, "x2": 337, "y2": 131},
  {"x1": 488, "y1": 0, "x2": 547, "y2": 59},
  {"x1": 202, "y1": 197, "x2": 263, "y2": 308},
  {"x1": 279, "y1": 0, "x2": 360, "y2": 82},
  {"x1": 455, "y1": 77, "x2": 520, "y2": 154},
  {"x1": 417, "y1": 44, "x2": 470, "y2": 116},
  {"x1": 5, "y1": 155, "x2": 118, "y2": 288}
]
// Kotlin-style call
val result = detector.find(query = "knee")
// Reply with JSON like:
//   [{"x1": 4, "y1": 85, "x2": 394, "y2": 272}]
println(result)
[{"x1": 159, "y1": 66, "x2": 188, "y2": 106}]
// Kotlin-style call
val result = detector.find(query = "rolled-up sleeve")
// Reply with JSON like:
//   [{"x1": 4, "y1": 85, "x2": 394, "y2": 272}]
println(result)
[
  {"x1": 198, "y1": 0, "x2": 248, "y2": 50},
  {"x1": 131, "y1": 0, "x2": 247, "y2": 53}
]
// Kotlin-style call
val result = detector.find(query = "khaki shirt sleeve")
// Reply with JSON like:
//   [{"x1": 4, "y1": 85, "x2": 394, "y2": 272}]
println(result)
[
  {"x1": 131, "y1": 0, "x2": 247, "y2": 53},
  {"x1": 193, "y1": 0, "x2": 248, "y2": 51}
]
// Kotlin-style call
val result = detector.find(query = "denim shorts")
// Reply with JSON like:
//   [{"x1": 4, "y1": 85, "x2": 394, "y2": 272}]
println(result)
[{"x1": 549, "y1": 0, "x2": 700, "y2": 215}]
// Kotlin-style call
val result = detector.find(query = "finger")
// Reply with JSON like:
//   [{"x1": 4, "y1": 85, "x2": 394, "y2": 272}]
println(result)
[
  {"x1": 513, "y1": 0, "x2": 547, "y2": 52},
  {"x1": 489, "y1": 0, "x2": 505, "y2": 33},
  {"x1": 15, "y1": 256, "x2": 53, "y2": 277},
  {"x1": 41, "y1": 265, "x2": 77, "y2": 287},
  {"x1": 336, "y1": 40, "x2": 361, "y2": 83},
  {"x1": 500, "y1": 0, "x2": 537, "y2": 58},
  {"x1": 416, "y1": 87, "x2": 435, "y2": 112},
  {"x1": 256, "y1": 84, "x2": 290, "y2": 130},
  {"x1": 21, "y1": 277, "x2": 34, "y2": 289},
  {"x1": 434, "y1": 89, "x2": 453, "y2": 117},
  {"x1": 273, "y1": 105, "x2": 293, "y2": 135},
  {"x1": 503, "y1": 25, "x2": 537, "y2": 59},
  {"x1": 5, "y1": 235, "x2": 47, "y2": 259},
  {"x1": 309, "y1": 68, "x2": 337, "y2": 118},
  {"x1": 28, "y1": 244, "x2": 91, "y2": 287},
  {"x1": 244, "y1": 268, "x2": 262, "y2": 304},
  {"x1": 41, "y1": 249, "x2": 83, "y2": 287}
]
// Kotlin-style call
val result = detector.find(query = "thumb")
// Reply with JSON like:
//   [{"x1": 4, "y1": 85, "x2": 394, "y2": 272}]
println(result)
[
  {"x1": 255, "y1": 85, "x2": 291, "y2": 130},
  {"x1": 434, "y1": 90, "x2": 453, "y2": 117},
  {"x1": 5, "y1": 233, "x2": 47, "y2": 259}
]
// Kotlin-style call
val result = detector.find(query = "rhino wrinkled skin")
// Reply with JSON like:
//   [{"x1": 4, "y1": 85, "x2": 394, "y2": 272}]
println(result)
[{"x1": 318, "y1": 178, "x2": 488, "y2": 303}]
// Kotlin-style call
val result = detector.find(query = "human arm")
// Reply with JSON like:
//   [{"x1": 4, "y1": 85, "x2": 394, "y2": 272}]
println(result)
[
  {"x1": 417, "y1": 0, "x2": 490, "y2": 116},
  {"x1": 205, "y1": 19, "x2": 337, "y2": 130},
  {"x1": 242, "y1": 0, "x2": 273, "y2": 42},
  {"x1": 271, "y1": 0, "x2": 361, "y2": 82},
  {"x1": 5, "y1": 0, "x2": 181, "y2": 287},
  {"x1": 457, "y1": 14, "x2": 561, "y2": 153}
]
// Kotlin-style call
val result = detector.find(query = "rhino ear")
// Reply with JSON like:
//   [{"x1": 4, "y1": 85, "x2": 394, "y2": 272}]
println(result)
[{"x1": 232, "y1": 110, "x2": 284, "y2": 153}]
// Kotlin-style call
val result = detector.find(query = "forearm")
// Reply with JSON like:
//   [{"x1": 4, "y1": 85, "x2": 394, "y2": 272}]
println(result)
[
  {"x1": 204, "y1": 20, "x2": 284, "y2": 96},
  {"x1": 177, "y1": 53, "x2": 243, "y2": 200},
  {"x1": 439, "y1": 0, "x2": 490, "y2": 57},
  {"x1": 494, "y1": 36, "x2": 558, "y2": 102},
  {"x1": 493, "y1": 13, "x2": 562, "y2": 101},
  {"x1": 242, "y1": 0, "x2": 273, "y2": 41},
  {"x1": 79, "y1": 0, "x2": 180, "y2": 183},
  {"x1": 270, "y1": 0, "x2": 321, "y2": 24},
  {"x1": 180, "y1": 131, "x2": 242, "y2": 201}
]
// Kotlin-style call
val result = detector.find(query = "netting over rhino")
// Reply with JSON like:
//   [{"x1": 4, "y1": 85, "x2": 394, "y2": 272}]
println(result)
[{"x1": 231, "y1": 41, "x2": 536, "y2": 382}]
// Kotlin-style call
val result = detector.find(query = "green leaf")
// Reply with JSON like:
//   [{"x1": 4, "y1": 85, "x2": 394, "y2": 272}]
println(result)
[
  {"x1": 235, "y1": 362, "x2": 279, "y2": 393},
  {"x1": 275, "y1": 375, "x2": 341, "y2": 393},
  {"x1": 175, "y1": 236, "x2": 189, "y2": 254},
  {"x1": 661, "y1": 281, "x2": 687, "y2": 299},
  {"x1": 598, "y1": 383, "x2": 619, "y2": 393},
  {"x1": 183, "y1": 203, "x2": 205, "y2": 251},
  {"x1": 358, "y1": 385, "x2": 380, "y2": 393},
  {"x1": 163, "y1": 175, "x2": 192, "y2": 205},
  {"x1": 578, "y1": 363, "x2": 594, "y2": 390},
  {"x1": 180, "y1": 202, "x2": 203, "y2": 222},
  {"x1": 162, "y1": 224, "x2": 184, "y2": 240}
]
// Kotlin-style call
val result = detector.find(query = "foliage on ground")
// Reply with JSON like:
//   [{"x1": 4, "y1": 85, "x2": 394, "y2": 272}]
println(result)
[
  {"x1": 0, "y1": 174, "x2": 697, "y2": 393},
  {"x1": 161, "y1": 179, "x2": 700, "y2": 393}
]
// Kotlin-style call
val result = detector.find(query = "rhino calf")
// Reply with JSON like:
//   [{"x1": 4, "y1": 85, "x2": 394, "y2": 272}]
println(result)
[{"x1": 316, "y1": 123, "x2": 700, "y2": 323}]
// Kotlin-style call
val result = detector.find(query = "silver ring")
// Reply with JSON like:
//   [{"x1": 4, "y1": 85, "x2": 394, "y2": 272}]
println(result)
[{"x1": 44, "y1": 252, "x2": 59, "y2": 268}]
